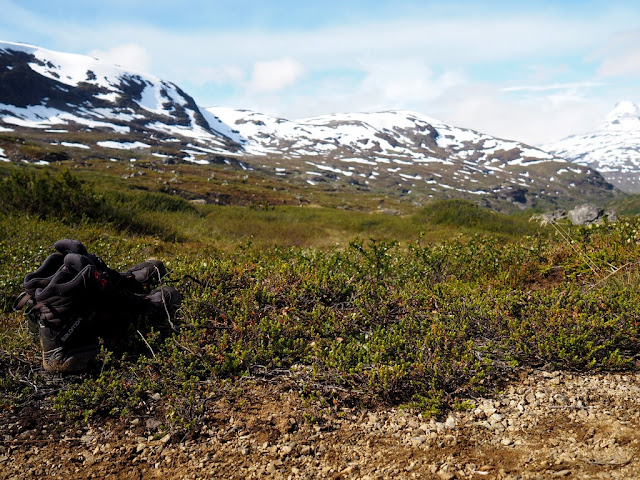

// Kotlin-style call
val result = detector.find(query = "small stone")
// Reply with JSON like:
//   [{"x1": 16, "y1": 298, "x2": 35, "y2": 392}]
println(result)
[
  {"x1": 266, "y1": 462, "x2": 276, "y2": 474},
  {"x1": 280, "y1": 445, "x2": 293, "y2": 456},
  {"x1": 437, "y1": 470, "x2": 455, "y2": 480},
  {"x1": 501, "y1": 437, "x2": 514, "y2": 446},
  {"x1": 445, "y1": 416, "x2": 456, "y2": 429},
  {"x1": 300, "y1": 445, "x2": 311, "y2": 456},
  {"x1": 552, "y1": 470, "x2": 571, "y2": 477},
  {"x1": 553, "y1": 394, "x2": 570, "y2": 405},
  {"x1": 410, "y1": 436, "x2": 426, "y2": 446},
  {"x1": 145, "y1": 419, "x2": 162, "y2": 431},
  {"x1": 159, "y1": 433, "x2": 171, "y2": 444}
]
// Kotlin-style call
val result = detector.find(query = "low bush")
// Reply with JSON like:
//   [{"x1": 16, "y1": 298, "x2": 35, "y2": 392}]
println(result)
[
  {"x1": 0, "y1": 169, "x2": 185, "y2": 240},
  {"x1": 1, "y1": 183, "x2": 639, "y2": 432}
]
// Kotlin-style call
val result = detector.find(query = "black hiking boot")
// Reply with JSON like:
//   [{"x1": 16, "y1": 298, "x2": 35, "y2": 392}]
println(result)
[
  {"x1": 30, "y1": 255, "x2": 101, "y2": 372},
  {"x1": 24, "y1": 252, "x2": 65, "y2": 295},
  {"x1": 39, "y1": 314, "x2": 100, "y2": 373},
  {"x1": 55, "y1": 238, "x2": 167, "y2": 292},
  {"x1": 142, "y1": 286, "x2": 181, "y2": 322},
  {"x1": 120, "y1": 260, "x2": 167, "y2": 293},
  {"x1": 16, "y1": 240, "x2": 180, "y2": 371}
]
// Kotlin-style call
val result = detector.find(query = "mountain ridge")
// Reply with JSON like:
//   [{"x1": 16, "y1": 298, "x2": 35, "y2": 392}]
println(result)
[
  {"x1": 0, "y1": 40, "x2": 622, "y2": 210},
  {"x1": 207, "y1": 106, "x2": 617, "y2": 209},
  {"x1": 545, "y1": 100, "x2": 640, "y2": 193}
]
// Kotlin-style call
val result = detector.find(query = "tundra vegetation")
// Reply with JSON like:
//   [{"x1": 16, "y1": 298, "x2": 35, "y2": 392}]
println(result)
[{"x1": 1, "y1": 165, "x2": 639, "y2": 437}]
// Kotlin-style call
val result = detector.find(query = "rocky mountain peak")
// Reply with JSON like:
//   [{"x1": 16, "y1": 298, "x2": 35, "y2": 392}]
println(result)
[{"x1": 545, "y1": 101, "x2": 640, "y2": 193}]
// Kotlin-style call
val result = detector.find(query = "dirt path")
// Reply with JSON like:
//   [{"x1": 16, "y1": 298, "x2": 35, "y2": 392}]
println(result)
[{"x1": 2, "y1": 369, "x2": 639, "y2": 479}]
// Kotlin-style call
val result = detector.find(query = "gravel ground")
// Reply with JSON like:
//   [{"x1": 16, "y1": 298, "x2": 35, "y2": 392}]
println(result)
[{"x1": 1, "y1": 369, "x2": 639, "y2": 479}]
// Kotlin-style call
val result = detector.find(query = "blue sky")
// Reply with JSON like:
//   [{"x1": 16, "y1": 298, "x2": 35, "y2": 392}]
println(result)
[{"x1": 1, "y1": 0, "x2": 640, "y2": 144}]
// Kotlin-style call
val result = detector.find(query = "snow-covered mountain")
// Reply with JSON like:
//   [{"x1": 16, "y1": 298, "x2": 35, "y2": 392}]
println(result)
[
  {"x1": 0, "y1": 41, "x2": 244, "y2": 152},
  {"x1": 0, "y1": 40, "x2": 620, "y2": 208},
  {"x1": 545, "y1": 101, "x2": 640, "y2": 193},
  {"x1": 208, "y1": 107, "x2": 616, "y2": 208}
]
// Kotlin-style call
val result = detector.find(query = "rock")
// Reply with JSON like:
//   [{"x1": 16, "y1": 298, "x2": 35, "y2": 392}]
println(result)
[
  {"x1": 552, "y1": 470, "x2": 572, "y2": 477},
  {"x1": 444, "y1": 416, "x2": 457, "y2": 429},
  {"x1": 437, "y1": 470, "x2": 455, "y2": 480},
  {"x1": 280, "y1": 445, "x2": 293, "y2": 456},
  {"x1": 299, "y1": 445, "x2": 312, "y2": 456},
  {"x1": 553, "y1": 394, "x2": 570, "y2": 405},
  {"x1": 145, "y1": 419, "x2": 162, "y2": 430},
  {"x1": 568, "y1": 204, "x2": 602, "y2": 225},
  {"x1": 568, "y1": 203, "x2": 618, "y2": 226},
  {"x1": 531, "y1": 210, "x2": 567, "y2": 225}
]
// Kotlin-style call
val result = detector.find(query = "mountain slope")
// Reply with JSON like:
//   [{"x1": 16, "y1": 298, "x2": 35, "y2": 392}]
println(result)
[
  {"x1": 209, "y1": 107, "x2": 618, "y2": 209},
  {"x1": 0, "y1": 41, "x2": 244, "y2": 152},
  {"x1": 0, "y1": 40, "x2": 620, "y2": 209},
  {"x1": 544, "y1": 101, "x2": 640, "y2": 193}
]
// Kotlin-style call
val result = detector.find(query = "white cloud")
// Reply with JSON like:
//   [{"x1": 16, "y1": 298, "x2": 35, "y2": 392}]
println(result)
[
  {"x1": 249, "y1": 58, "x2": 305, "y2": 92},
  {"x1": 433, "y1": 85, "x2": 608, "y2": 145},
  {"x1": 502, "y1": 82, "x2": 605, "y2": 93},
  {"x1": 598, "y1": 48, "x2": 640, "y2": 77},
  {"x1": 88, "y1": 43, "x2": 151, "y2": 73},
  {"x1": 191, "y1": 65, "x2": 245, "y2": 87},
  {"x1": 592, "y1": 29, "x2": 640, "y2": 77},
  {"x1": 357, "y1": 58, "x2": 465, "y2": 105}
]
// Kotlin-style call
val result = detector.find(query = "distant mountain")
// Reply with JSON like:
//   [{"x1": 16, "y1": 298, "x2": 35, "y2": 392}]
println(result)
[
  {"x1": 0, "y1": 40, "x2": 620, "y2": 209},
  {"x1": 208, "y1": 107, "x2": 618, "y2": 208},
  {"x1": 0, "y1": 40, "x2": 243, "y2": 152},
  {"x1": 544, "y1": 101, "x2": 640, "y2": 193}
]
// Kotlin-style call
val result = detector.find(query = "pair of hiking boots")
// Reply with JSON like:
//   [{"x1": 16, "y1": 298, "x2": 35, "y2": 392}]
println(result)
[{"x1": 14, "y1": 239, "x2": 181, "y2": 373}]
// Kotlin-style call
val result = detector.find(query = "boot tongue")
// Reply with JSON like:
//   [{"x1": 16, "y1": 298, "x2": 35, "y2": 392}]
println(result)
[{"x1": 63, "y1": 253, "x2": 92, "y2": 274}]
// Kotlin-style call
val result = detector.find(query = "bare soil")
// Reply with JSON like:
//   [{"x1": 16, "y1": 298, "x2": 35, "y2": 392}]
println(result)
[{"x1": 1, "y1": 369, "x2": 639, "y2": 479}]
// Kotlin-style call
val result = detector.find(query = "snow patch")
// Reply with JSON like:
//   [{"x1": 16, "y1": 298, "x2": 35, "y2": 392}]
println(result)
[
  {"x1": 51, "y1": 141, "x2": 89, "y2": 149},
  {"x1": 97, "y1": 140, "x2": 150, "y2": 150}
]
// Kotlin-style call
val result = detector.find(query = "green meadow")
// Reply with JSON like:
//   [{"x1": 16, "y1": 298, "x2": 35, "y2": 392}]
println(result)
[{"x1": 1, "y1": 165, "x2": 640, "y2": 430}]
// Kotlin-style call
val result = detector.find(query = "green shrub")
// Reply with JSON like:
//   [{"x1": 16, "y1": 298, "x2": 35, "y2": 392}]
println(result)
[
  {"x1": 0, "y1": 169, "x2": 183, "y2": 239},
  {"x1": 2, "y1": 182, "x2": 640, "y2": 431}
]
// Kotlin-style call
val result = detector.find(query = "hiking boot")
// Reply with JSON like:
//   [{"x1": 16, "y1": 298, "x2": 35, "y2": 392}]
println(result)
[
  {"x1": 121, "y1": 260, "x2": 167, "y2": 292},
  {"x1": 55, "y1": 238, "x2": 166, "y2": 291},
  {"x1": 54, "y1": 238, "x2": 90, "y2": 257},
  {"x1": 23, "y1": 252, "x2": 65, "y2": 295},
  {"x1": 39, "y1": 315, "x2": 100, "y2": 373},
  {"x1": 34, "y1": 253, "x2": 97, "y2": 320},
  {"x1": 143, "y1": 286, "x2": 181, "y2": 321}
]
